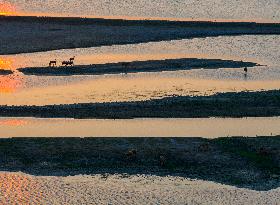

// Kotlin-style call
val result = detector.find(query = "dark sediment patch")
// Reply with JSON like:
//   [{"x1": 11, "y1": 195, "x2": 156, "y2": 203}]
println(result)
[
  {"x1": 18, "y1": 58, "x2": 258, "y2": 76},
  {"x1": 0, "y1": 69, "x2": 13, "y2": 75},
  {"x1": 0, "y1": 90, "x2": 279, "y2": 119},
  {"x1": 1, "y1": 16, "x2": 280, "y2": 54},
  {"x1": 0, "y1": 137, "x2": 279, "y2": 191}
]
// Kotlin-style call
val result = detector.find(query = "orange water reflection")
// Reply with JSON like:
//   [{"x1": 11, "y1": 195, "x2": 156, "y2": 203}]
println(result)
[
  {"x1": 0, "y1": 57, "x2": 22, "y2": 93},
  {"x1": 0, "y1": 2, "x2": 16, "y2": 16},
  {"x1": 0, "y1": 117, "x2": 279, "y2": 138},
  {"x1": 0, "y1": 119, "x2": 28, "y2": 126},
  {"x1": 0, "y1": 75, "x2": 23, "y2": 93},
  {"x1": 0, "y1": 58, "x2": 13, "y2": 70},
  {"x1": 1, "y1": 75, "x2": 280, "y2": 106}
]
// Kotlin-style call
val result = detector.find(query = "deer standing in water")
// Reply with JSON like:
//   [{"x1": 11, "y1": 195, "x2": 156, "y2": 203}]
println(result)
[
  {"x1": 122, "y1": 62, "x2": 130, "y2": 75},
  {"x1": 49, "y1": 59, "x2": 57, "y2": 67},
  {"x1": 244, "y1": 67, "x2": 248, "y2": 78}
]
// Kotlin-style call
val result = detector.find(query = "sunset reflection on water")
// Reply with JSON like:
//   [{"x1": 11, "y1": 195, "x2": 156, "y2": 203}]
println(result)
[
  {"x1": 0, "y1": 119, "x2": 28, "y2": 126},
  {"x1": 0, "y1": 58, "x2": 13, "y2": 70},
  {"x1": 0, "y1": 57, "x2": 23, "y2": 93},
  {"x1": 0, "y1": 74, "x2": 23, "y2": 93},
  {"x1": 0, "y1": 2, "x2": 16, "y2": 16}
]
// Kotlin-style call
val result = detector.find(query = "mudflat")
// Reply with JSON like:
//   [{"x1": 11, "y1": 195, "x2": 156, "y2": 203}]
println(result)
[
  {"x1": 19, "y1": 58, "x2": 258, "y2": 76},
  {"x1": 0, "y1": 137, "x2": 279, "y2": 191},
  {"x1": 0, "y1": 90, "x2": 279, "y2": 119}
]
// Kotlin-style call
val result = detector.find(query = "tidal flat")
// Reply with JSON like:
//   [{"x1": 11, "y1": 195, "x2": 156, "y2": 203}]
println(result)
[{"x1": 0, "y1": 90, "x2": 279, "y2": 119}]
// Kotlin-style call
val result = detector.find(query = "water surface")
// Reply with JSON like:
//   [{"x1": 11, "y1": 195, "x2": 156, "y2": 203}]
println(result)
[{"x1": 0, "y1": 117, "x2": 279, "y2": 138}]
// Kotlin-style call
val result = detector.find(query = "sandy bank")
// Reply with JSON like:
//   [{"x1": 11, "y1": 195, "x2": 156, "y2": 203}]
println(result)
[
  {"x1": 0, "y1": 137, "x2": 279, "y2": 191},
  {"x1": 0, "y1": 90, "x2": 279, "y2": 119},
  {"x1": 19, "y1": 58, "x2": 258, "y2": 76},
  {"x1": 0, "y1": 172, "x2": 279, "y2": 205},
  {"x1": 1, "y1": 16, "x2": 280, "y2": 54}
]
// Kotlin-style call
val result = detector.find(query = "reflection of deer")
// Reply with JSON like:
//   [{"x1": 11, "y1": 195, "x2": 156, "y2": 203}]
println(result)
[{"x1": 49, "y1": 59, "x2": 57, "y2": 67}]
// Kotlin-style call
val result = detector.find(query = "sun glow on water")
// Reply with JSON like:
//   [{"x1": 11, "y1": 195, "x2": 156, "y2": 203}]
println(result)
[
  {"x1": 0, "y1": 58, "x2": 22, "y2": 93},
  {"x1": 0, "y1": 2, "x2": 16, "y2": 15},
  {"x1": 0, "y1": 58, "x2": 13, "y2": 70},
  {"x1": 0, "y1": 74, "x2": 23, "y2": 94}
]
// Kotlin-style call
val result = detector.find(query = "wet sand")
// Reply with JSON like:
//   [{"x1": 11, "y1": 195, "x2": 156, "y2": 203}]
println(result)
[
  {"x1": 1, "y1": 16, "x2": 280, "y2": 55},
  {"x1": 0, "y1": 90, "x2": 279, "y2": 119},
  {"x1": 19, "y1": 58, "x2": 258, "y2": 76},
  {"x1": 0, "y1": 137, "x2": 279, "y2": 191}
]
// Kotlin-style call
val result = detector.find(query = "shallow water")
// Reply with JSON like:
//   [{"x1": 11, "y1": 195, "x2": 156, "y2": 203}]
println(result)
[
  {"x1": 6, "y1": 0, "x2": 280, "y2": 22},
  {"x1": 0, "y1": 117, "x2": 279, "y2": 138},
  {"x1": 2, "y1": 76, "x2": 280, "y2": 106},
  {"x1": 3, "y1": 35, "x2": 280, "y2": 70},
  {"x1": 0, "y1": 35, "x2": 279, "y2": 105}
]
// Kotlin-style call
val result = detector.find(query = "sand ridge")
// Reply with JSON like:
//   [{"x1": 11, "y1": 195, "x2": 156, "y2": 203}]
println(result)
[{"x1": 0, "y1": 90, "x2": 279, "y2": 119}]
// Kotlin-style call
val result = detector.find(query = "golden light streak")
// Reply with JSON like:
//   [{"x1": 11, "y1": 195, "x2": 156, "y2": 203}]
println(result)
[
  {"x1": 0, "y1": 58, "x2": 13, "y2": 70},
  {"x1": 0, "y1": 58, "x2": 22, "y2": 93},
  {"x1": 0, "y1": 119, "x2": 28, "y2": 126},
  {"x1": 0, "y1": 75, "x2": 23, "y2": 93},
  {"x1": 0, "y1": 2, "x2": 16, "y2": 16}
]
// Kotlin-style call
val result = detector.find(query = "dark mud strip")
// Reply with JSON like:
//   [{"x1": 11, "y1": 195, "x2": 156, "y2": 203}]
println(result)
[
  {"x1": 1, "y1": 16, "x2": 280, "y2": 54},
  {"x1": 19, "y1": 58, "x2": 258, "y2": 76},
  {"x1": 0, "y1": 137, "x2": 279, "y2": 191},
  {"x1": 0, "y1": 90, "x2": 279, "y2": 118},
  {"x1": 0, "y1": 70, "x2": 13, "y2": 75}
]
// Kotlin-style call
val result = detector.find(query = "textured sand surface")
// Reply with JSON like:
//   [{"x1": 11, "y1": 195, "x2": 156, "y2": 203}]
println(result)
[{"x1": 0, "y1": 172, "x2": 279, "y2": 205}]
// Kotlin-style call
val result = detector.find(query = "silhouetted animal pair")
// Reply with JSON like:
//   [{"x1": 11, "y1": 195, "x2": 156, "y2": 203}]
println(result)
[{"x1": 49, "y1": 56, "x2": 75, "y2": 67}]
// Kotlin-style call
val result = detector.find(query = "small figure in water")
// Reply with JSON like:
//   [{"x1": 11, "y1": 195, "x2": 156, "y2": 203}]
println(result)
[{"x1": 244, "y1": 67, "x2": 248, "y2": 78}]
